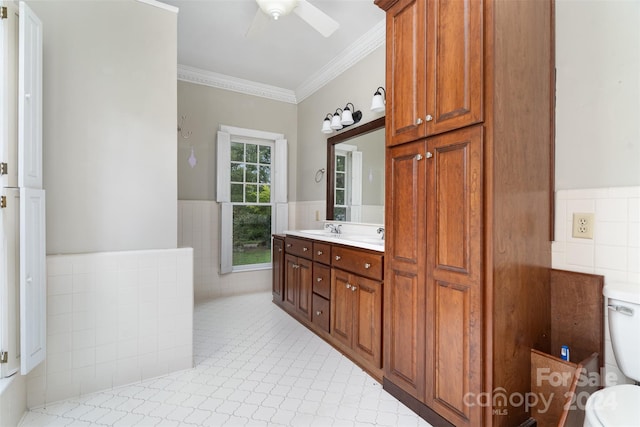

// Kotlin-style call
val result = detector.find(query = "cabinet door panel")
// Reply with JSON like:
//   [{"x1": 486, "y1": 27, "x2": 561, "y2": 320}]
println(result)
[
  {"x1": 425, "y1": 125, "x2": 483, "y2": 427},
  {"x1": 431, "y1": 281, "x2": 471, "y2": 420},
  {"x1": 353, "y1": 276, "x2": 382, "y2": 368},
  {"x1": 384, "y1": 269, "x2": 425, "y2": 399},
  {"x1": 429, "y1": 125, "x2": 482, "y2": 284},
  {"x1": 386, "y1": 140, "x2": 427, "y2": 265},
  {"x1": 284, "y1": 254, "x2": 298, "y2": 312},
  {"x1": 296, "y1": 258, "x2": 313, "y2": 321},
  {"x1": 331, "y1": 268, "x2": 353, "y2": 348},
  {"x1": 386, "y1": 0, "x2": 427, "y2": 146},
  {"x1": 272, "y1": 237, "x2": 284, "y2": 300},
  {"x1": 426, "y1": 0, "x2": 482, "y2": 135}
]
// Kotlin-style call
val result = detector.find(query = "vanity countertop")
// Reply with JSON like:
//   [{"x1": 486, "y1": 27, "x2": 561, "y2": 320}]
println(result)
[{"x1": 285, "y1": 229, "x2": 384, "y2": 253}]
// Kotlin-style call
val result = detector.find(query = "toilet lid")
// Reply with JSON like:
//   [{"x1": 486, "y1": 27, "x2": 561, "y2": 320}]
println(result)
[{"x1": 590, "y1": 385, "x2": 640, "y2": 426}]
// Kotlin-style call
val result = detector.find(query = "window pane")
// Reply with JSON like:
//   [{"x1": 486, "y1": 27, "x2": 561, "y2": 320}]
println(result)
[
  {"x1": 231, "y1": 142, "x2": 244, "y2": 162},
  {"x1": 258, "y1": 184, "x2": 271, "y2": 203},
  {"x1": 246, "y1": 144, "x2": 258, "y2": 163},
  {"x1": 336, "y1": 173, "x2": 345, "y2": 189},
  {"x1": 259, "y1": 165, "x2": 271, "y2": 183},
  {"x1": 334, "y1": 207, "x2": 347, "y2": 221},
  {"x1": 231, "y1": 184, "x2": 244, "y2": 202},
  {"x1": 336, "y1": 155, "x2": 346, "y2": 172},
  {"x1": 233, "y1": 205, "x2": 272, "y2": 266},
  {"x1": 230, "y1": 163, "x2": 244, "y2": 182},
  {"x1": 245, "y1": 184, "x2": 258, "y2": 202},
  {"x1": 259, "y1": 146, "x2": 271, "y2": 164},
  {"x1": 246, "y1": 164, "x2": 258, "y2": 183},
  {"x1": 336, "y1": 189, "x2": 345, "y2": 205}
]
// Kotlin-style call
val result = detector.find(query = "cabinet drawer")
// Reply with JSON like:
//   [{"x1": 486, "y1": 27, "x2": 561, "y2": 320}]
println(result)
[
  {"x1": 313, "y1": 263, "x2": 331, "y2": 299},
  {"x1": 312, "y1": 294, "x2": 330, "y2": 333},
  {"x1": 285, "y1": 236, "x2": 313, "y2": 259},
  {"x1": 313, "y1": 242, "x2": 331, "y2": 265},
  {"x1": 332, "y1": 246, "x2": 383, "y2": 280}
]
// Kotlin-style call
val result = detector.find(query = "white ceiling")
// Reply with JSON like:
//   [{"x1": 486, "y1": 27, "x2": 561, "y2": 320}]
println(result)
[{"x1": 162, "y1": 0, "x2": 385, "y2": 102}]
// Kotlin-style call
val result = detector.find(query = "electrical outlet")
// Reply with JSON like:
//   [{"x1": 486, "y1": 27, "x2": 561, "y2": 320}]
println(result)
[{"x1": 572, "y1": 213, "x2": 594, "y2": 239}]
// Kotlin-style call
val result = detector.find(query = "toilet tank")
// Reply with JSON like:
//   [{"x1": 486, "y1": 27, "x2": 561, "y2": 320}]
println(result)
[{"x1": 604, "y1": 281, "x2": 640, "y2": 382}]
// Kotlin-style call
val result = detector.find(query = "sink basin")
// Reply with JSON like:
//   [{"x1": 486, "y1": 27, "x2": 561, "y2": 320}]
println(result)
[{"x1": 343, "y1": 235, "x2": 384, "y2": 246}]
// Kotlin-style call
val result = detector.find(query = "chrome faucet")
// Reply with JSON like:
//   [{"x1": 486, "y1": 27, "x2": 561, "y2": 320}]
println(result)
[
  {"x1": 325, "y1": 223, "x2": 342, "y2": 234},
  {"x1": 377, "y1": 227, "x2": 385, "y2": 240}
]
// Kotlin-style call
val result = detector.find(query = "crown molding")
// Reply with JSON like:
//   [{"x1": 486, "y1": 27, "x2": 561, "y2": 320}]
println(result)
[
  {"x1": 177, "y1": 18, "x2": 385, "y2": 104},
  {"x1": 177, "y1": 65, "x2": 298, "y2": 104},
  {"x1": 135, "y1": 0, "x2": 179, "y2": 14},
  {"x1": 295, "y1": 19, "x2": 386, "y2": 102}
]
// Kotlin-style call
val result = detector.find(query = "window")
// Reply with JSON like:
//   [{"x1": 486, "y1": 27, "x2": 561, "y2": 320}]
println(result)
[
  {"x1": 217, "y1": 126, "x2": 287, "y2": 274},
  {"x1": 333, "y1": 144, "x2": 362, "y2": 223},
  {"x1": 230, "y1": 140, "x2": 272, "y2": 268},
  {"x1": 334, "y1": 151, "x2": 349, "y2": 221}
]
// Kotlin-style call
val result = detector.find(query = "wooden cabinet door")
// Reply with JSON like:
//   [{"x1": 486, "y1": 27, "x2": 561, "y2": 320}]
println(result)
[
  {"x1": 385, "y1": 0, "x2": 427, "y2": 147},
  {"x1": 425, "y1": 0, "x2": 482, "y2": 136},
  {"x1": 284, "y1": 254, "x2": 298, "y2": 312},
  {"x1": 384, "y1": 140, "x2": 428, "y2": 400},
  {"x1": 296, "y1": 257, "x2": 313, "y2": 321},
  {"x1": 272, "y1": 237, "x2": 284, "y2": 302},
  {"x1": 331, "y1": 268, "x2": 353, "y2": 349},
  {"x1": 352, "y1": 275, "x2": 383, "y2": 368},
  {"x1": 424, "y1": 125, "x2": 483, "y2": 427}
]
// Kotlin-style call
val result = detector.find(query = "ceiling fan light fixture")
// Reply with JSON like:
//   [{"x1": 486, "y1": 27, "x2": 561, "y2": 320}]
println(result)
[{"x1": 257, "y1": 0, "x2": 298, "y2": 20}]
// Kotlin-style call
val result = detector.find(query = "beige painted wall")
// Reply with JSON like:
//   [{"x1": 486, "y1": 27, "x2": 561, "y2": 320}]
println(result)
[
  {"x1": 177, "y1": 81, "x2": 298, "y2": 201},
  {"x1": 30, "y1": 0, "x2": 178, "y2": 254},
  {"x1": 556, "y1": 0, "x2": 640, "y2": 189},
  {"x1": 296, "y1": 46, "x2": 386, "y2": 202}
]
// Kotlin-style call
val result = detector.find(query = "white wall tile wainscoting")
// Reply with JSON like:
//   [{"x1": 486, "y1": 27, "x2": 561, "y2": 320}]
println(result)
[
  {"x1": 27, "y1": 248, "x2": 194, "y2": 408},
  {"x1": 553, "y1": 186, "x2": 640, "y2": 386}
]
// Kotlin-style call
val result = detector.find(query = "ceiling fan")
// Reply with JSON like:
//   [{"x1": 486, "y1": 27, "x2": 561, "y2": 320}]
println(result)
[{"x1": 247, "y1": 0, "x2": 340, "y2": 38}]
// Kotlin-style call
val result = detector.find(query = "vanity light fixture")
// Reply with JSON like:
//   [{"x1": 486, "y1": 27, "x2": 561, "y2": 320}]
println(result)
[
  {"x1": 321, "y1": 104, "x2": 362, "y2": 134},
  {"x1": 370, "y1": 87, "x2": 386, "y2": 113},
  {"x1": 321, "y1": 113, "x2": 334, "y2": 134},
  {"x1": 330, "y1": 108, "x2": 344, "y2": 130}
]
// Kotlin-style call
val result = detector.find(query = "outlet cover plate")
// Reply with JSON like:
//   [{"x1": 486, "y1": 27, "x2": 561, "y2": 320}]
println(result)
[{"x1": 572, "y1": 212, "x2": 594, "y2": 239}]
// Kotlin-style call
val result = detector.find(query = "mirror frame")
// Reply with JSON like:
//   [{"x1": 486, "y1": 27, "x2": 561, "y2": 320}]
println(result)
[{"x1": 326, "y1": 116, "x2": 385, "y2": 221}]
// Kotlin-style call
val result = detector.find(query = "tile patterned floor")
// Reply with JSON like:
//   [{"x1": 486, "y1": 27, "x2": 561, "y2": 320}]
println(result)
[{"x1": 19, "y1": 292, "x2": 432, "y2": 426}]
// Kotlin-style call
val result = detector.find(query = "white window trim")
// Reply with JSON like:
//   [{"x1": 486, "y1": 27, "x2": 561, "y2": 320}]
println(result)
[{"x1": 216, "y1": 125, "x2": 288, "y2": 274}]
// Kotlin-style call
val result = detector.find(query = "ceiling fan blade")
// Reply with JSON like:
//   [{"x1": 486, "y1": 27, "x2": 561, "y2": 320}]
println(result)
[
  {"x1": 293, "y1": 0, "x2": 339, "y2": 37},
  {"x1": 245, "y1": 7, "x2": 270, "y2": 38}
]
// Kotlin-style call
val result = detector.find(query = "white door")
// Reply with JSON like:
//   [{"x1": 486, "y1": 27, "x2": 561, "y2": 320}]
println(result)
[
  {"x1": 0, "y1": 188, "x2": 21, "y2": 377},
  {"x1": 20, "y1": 187, "x2": 45, "y2": 374},
  {"x1": 18, "y1": 1, "x2": 42, "y2": 189},
  {"x1": 1, "y1": 0, "x2": 19, "y2": 189}
]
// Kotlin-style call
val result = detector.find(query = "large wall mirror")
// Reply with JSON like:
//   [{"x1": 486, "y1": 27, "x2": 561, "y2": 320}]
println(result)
[{"x1": 326, "y1": 117, "x2": 385, "y2": 223}]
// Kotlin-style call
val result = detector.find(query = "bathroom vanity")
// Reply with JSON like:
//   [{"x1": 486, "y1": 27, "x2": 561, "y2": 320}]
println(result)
[{"x1": 272, "y1": 228, "x2": 384, "y2": 380}]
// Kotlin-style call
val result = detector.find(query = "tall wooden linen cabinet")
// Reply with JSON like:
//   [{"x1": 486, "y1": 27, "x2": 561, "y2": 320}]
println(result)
[{"x1": 374, "y1": 0, "x2": 555, "y2": 426}]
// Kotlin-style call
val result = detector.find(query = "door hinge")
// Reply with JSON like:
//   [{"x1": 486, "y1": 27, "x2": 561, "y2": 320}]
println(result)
[
  {"x1": 0, "y1": 162, "x2": 7, "y2": 175},
  {"x1": 0, "y1": 351, "x2": 8, "y2": 364},
  {"x1": 0, "y1": 195, "x2": 6, "y2": 208},
  {"x1": 0, "y1": 7, "x2": 7, "y2": 20}
]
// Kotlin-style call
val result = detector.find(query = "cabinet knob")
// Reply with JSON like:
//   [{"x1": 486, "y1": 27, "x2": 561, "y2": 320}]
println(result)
[
  {"x1": 426, "y1": 114, "x2": 433, "y2": 122},
  {"x1": 303, "y1": 247, "x2": 308, "y2": 252},
  {"x1": 286, "y1": 243, "x2": 292, "y2": 248},
  {"x1": 317, "y1": 277, "x2": 322, "y2": 282},
  {"x1": 316, "y1": 311, "x2": 322, "y2": 316},
  {"x1": 335, "y1": 255, "x2": 341, "y2": 261},
  {"x1": 364, "y1": 263, "x2": 371, "y2": 269},
  {"x1": 317, "y1": 250, "x2": 323, "y2": 255},
  {"x1": 416, "y1": 117, "x2": 423, "y2": 125},
  {"x1": 278, "y1": 248, "x2": 282, "y2": 252},
  {"x1": 351, "y1": 286, "x2": 357, "y2": 292},
  {"x1": 346, "y1": 283, "x2": 351, "y2": 289},
  {"x1": 426, "y1": 151, "x2": 433, "y2": 159},
  {"x1": 415, "y1": 154, "x2": 423, "y2": 161}
]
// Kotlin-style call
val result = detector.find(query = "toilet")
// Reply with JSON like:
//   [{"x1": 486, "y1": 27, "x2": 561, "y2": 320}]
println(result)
[{"x1": 584, "y1": 281, "x2": 640, "y2": 427}]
